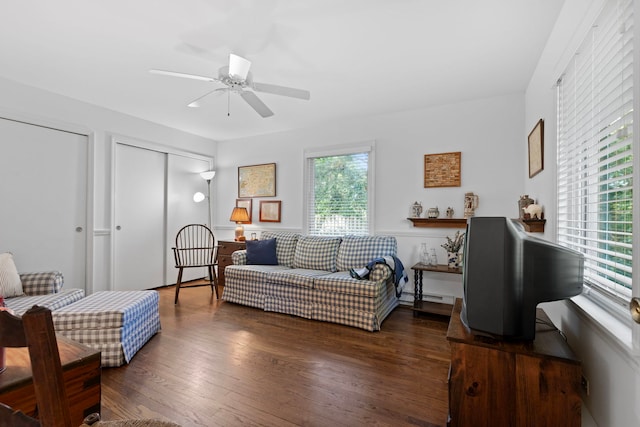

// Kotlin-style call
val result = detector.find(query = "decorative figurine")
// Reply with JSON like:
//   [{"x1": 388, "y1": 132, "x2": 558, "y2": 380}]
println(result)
[
  {"x1": 427, "y1": 207, "x2": 440, "y2": 218},
  {"x1": 518, "y1": 195, "x2": 535, "y2": 219},
  {"x1": 522, "y1": 203, "x2": 543, "y2": 220},
  {"x1": 411, "y1": 201, "x2": 423, "y2": 218},
  {"x1": 464, "y1": 192, "x2": 479, "y2": 219},
  {"x1": 446, "y1": 207, "x2": 454, "y2": 219}
]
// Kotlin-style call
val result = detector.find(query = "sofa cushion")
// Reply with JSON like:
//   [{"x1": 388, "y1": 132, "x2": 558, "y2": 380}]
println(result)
[
  {"x1": 266, "y1": 268, "x2": 331, "y2": 289},
  {"x1": 0, "y1": 252, "x2": 23, "y2": 298},
  {"x1": 5, "y1": 288, "x2": 85, "y2": 316},
  {"x1": 246, "y1": 238, "x2": 278, "y2": 265},
  {"x1": 293, "y1": 236, "x2": 342, "y2": 272},
  {"x1": 225, "y1": 264, "x2": 291, "y2": 284},
  {"x1": 260, "y1": 232, "x2": 300, "y2": 267},
  {"x1": 335, "y1": 235, "x2": 397, "y2": 271},
  {"x1": 314, "y1": 271, "x2": 380, "y2": 298}
]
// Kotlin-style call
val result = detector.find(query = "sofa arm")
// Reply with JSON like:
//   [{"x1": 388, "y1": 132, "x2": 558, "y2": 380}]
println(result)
[
  {"x1": 232, "y1": 250, "x2": 247, "y2": 265},
  {"x1": 19, "y1": 271, "x2": 64, "y2": 296},
  {"x1": 367, "y1": 263, "x2": 392, "y2": 282}
]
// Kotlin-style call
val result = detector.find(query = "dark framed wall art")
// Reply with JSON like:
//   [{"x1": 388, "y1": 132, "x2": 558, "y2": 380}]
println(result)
[
  {"x1": 259, "y1": 200, "x2": 281, "y2": 222},
  {"x1": 528, "y1": 119, "x2": 544, "y2": 178}
]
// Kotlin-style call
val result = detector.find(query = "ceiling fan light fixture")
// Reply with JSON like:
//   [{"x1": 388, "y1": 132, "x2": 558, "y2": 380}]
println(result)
[{"x1": 229, "y1": 54, "x2": 251, "y2": 81}]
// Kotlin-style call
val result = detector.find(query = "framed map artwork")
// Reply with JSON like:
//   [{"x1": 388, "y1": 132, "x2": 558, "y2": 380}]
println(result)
[{"x1": 238, "y1": 163, "x2": 276, "y2": 198}]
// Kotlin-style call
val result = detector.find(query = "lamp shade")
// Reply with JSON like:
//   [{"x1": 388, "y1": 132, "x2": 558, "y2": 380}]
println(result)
[
  {"x1": 229, "y1": 207, "x2": 250, "y2": 223},
  {"x1": 200, "y1": 170, "x2": 216, "y2": 181}
]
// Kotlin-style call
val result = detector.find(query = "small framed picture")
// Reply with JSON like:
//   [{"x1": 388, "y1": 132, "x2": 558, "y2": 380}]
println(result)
[
  {"x1": 259, "y1": 200, "x2": 281, "y2": 222},
  {"x1": 528, "y1": 119, "x2": 544, "y2": 178},
  {"x1": 235, "y1": 198, "x2": 252, "y2": 224}
]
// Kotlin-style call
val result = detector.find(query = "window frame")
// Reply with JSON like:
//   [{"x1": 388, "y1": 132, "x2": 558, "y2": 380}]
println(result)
[
  {"x1": 303, "y1": 141, "x2": 375, "y2": 236},
  {"x1": 554, "y1": 0, "x2": 639, "y2": 351}
]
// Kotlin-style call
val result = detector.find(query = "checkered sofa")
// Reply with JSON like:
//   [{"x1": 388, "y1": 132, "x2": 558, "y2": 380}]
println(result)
[
  {"x1": 5, "y1": 271, "x2": 85, "y2": 315},
  {"x1": 223, "y1": 232, "x2": 400, "y2": 331}
]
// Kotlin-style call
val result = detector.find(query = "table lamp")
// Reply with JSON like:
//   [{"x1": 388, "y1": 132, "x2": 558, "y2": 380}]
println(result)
[{"x1": 229, "y1": 207, "x2": 250, "y2": 241}]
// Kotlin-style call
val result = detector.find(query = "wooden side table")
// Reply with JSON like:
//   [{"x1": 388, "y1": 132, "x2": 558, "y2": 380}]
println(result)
[
  {"x1": 411, "y1": 262, "x2": 462, "y2": 317},
  {"x1": 0, "y1": 335, "x2": 101, "y2": 426},
  {"x1": 446, "y1": 299, "x2": 581, "y2": 426},
  {"x1": 217, "y1": 240, "x2": 246, "y2": 292}
]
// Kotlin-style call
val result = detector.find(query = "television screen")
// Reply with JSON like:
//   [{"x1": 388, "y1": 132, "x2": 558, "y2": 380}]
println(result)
[{"x1": 460, "y1": 217, "x2": 584, "y2": 341}]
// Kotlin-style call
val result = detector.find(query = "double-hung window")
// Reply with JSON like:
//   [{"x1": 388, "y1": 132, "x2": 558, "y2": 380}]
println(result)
[
  {"x1": 556, "y1": 0, "x2": 634, "y2": 315},
  {"x1": 303, "y1": 142, "x2": 374, "y2": 236}
]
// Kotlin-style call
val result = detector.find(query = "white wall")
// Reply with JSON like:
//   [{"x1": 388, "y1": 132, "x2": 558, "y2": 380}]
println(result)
[
  {"x1": 215, "y1": 92, "x2": 526, "y2": 304},
  {"x1": 0, "y1": 76, "x2": 217, "y2": 292},
  {"x1": 525, "y1": 0, "x2": 640, "y2": 425}
]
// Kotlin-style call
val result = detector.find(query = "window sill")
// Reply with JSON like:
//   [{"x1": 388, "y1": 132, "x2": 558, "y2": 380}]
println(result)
[{"x1": 569, "y1": 294, "x2": 639, "y2": 365}]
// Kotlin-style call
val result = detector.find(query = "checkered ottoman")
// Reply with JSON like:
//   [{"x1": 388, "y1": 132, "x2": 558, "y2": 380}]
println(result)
[{"x1": 52, "y1": 290, "x2": 161, "y2": 367}]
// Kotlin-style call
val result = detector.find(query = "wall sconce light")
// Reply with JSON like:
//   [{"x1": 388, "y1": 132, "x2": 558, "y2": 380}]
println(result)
[
  {"x1": 229, "y1": 207, "x2": 250, "y2": 241},
  {"x1": 193, "y1": 170, "x2": 216, "y2": 228}
]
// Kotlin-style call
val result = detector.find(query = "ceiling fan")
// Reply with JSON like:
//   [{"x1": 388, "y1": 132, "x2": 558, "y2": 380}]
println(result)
[{"x1": 150, "y1": 54, "x2": 310, "y2": 118}]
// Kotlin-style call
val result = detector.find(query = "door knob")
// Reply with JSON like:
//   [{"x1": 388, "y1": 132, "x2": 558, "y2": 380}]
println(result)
[
  {"x1": 116, "y1": 225, "x2": 122, "y2": 230},
  {"x1": 75, "y1": 227, "x2": 83, "y2": 232}
]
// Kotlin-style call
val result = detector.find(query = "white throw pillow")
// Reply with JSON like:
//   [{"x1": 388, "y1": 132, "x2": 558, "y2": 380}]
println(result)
[{"x1": 0, "y1": 252, "x2": 24, "y2": 298}]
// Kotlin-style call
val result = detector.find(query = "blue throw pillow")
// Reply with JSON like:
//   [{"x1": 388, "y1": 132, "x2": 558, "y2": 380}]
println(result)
[{"x1": 246, "y1": 238, "x2": 278, "y2": 265}]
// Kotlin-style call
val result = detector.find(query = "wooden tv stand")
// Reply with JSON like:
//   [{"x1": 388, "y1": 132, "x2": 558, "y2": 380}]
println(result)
[{"x1": 446, "y1": 299, "x2": 581, "y2": 426}]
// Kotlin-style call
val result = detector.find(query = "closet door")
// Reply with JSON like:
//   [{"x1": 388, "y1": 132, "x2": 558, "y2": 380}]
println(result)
[
  {"x1": 113, "y1": 143, "x2": 165, "y2": 291},
  {"x1": 0, "y1": 117, "x2": 87, "y2": 290}
]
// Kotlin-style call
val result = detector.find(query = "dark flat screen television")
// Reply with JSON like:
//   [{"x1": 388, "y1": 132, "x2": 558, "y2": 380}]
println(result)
[{"x1": 461, "y1": 217, "x2": 584, "y2": 341}]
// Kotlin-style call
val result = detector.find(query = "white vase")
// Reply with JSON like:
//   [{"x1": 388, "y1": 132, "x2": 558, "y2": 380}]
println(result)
[{"x1": 447, "y1": 251, "x2": 460, "y2": 269}]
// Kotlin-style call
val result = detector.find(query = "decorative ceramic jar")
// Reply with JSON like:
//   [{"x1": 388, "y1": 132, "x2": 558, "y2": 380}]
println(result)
[
  {"x1": 427, "y1": 207, "x2": 440, "y2": 218},
  {"x1": 411, "y1": 201, "x2": 423, "y2": 218},
  {"x1": 447, "y1": 251, "x2": 460, "y2": 269}
]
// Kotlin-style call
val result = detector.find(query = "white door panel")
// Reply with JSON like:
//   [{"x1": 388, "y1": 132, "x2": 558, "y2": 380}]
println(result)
[
  {"x1": 0, "y1": 118, "x2": 87, "y2": 290},
  {"x1": 114, "y1": 144, "x2": 165, "y2": 291}
]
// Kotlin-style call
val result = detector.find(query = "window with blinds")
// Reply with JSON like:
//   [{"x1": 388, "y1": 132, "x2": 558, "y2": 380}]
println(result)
[
  {"x1": 304, "y1": 144, "x2": 373, "y2": 236},
  {"x1": 557, "y1": 0, "x2": 633, "y2": 308}
]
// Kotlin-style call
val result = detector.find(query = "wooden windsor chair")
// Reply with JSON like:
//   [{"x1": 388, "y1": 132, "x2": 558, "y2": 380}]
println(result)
[{"x1": 172, "y1": 224, "x2": 219, "y2": 304}]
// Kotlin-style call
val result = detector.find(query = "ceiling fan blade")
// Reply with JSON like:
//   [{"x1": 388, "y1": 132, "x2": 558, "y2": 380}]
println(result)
[
  {"x1": 149, "y1": 69, "x2": 217, "y2": 82},
  {"x1": 240, "y1": 91, "x2": 274, "y2": 117},
  {"x1": 187, "y1": 88, "x2": 226, "y2": 108},
  {"x1": 252, "y1": 82, "x2": 310, "y2": 100},
  {"x1": 229, "y1": 54, "x2": 251, "y2": 80}
]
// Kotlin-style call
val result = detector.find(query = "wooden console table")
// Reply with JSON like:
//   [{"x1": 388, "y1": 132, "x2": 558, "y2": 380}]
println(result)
[
  {"x1": 0, "y1": 334, "x2": 101, "y2": 425},
  {"x1": 411, "y1": 262, "x2": 462, "y2": 316},
  {"x1": 446, "y1": 299, "x2": 581, "y2": 426}
]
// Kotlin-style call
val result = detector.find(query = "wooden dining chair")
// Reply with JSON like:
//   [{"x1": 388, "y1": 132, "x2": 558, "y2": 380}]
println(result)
[
  {"x1": 0, "y1": 306, "x2": 181, "y2": 427},
  {"x1": 172, "y1": 224, "x2": 218, "y2": 304}
]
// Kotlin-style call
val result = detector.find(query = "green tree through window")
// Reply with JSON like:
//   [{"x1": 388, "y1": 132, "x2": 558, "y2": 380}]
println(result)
[{"x1": 308, "y1": 152, "x2": 369, "y2": 236}]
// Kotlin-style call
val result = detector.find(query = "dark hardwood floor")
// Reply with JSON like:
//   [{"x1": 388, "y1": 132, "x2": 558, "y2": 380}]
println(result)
[{"x1": 100, "y1": 284, "x2": 451, "y2": 426}]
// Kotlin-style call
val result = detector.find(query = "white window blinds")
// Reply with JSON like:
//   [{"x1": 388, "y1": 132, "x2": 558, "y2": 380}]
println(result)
[
  {"x1": 304, "y1": 145, "x2": 373, "y2": 236},
  {"x1": 557, "y1": 0, "x2": 633, "y2": 306}
]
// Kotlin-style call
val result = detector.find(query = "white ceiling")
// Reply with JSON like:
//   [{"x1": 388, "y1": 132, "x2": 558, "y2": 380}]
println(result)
[{"x1": 0, "y1": 0, "x2": 564, "y2": 141}]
